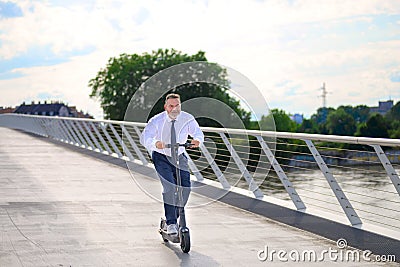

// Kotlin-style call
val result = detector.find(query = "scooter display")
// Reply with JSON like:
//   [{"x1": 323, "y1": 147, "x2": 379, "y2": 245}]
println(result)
[{"x1": 158, "y1": 142, "x2": 192, "y2": 253}]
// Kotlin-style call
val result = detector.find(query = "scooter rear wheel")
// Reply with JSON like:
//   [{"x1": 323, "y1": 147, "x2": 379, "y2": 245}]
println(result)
[{"x1": 180, "y1": 231, "x2": 190, "y2": 253}]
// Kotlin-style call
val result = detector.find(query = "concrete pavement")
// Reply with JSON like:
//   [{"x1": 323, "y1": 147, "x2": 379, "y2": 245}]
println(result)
[{"x1": 0, "y1": 127, "x2": 394, "y2": 266}]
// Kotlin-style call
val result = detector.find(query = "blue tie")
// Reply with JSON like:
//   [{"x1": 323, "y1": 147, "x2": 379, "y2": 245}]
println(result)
[{"x1": 171, "y1": 120, "x2": 177, "y2": 163}]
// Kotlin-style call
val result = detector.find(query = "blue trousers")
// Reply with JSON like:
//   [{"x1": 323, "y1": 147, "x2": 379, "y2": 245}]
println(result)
[{"x1": 152, "y1": 151, "x2": 191, "y2": 225}]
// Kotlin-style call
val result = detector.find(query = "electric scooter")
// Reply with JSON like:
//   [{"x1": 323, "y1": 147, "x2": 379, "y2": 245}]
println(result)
[{"x1": 158, "y1": 142, "x2": 192, "y2": 253}]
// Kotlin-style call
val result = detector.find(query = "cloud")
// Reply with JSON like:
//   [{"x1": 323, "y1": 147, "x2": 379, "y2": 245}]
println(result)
[
  {"x1": 0, "y1": 0, "x2": 400, "y2": 119},
  {"x1": 0, "y1": 51, "x2": 107, "y2": 118},
  {"x1": 0, "y1": 1, "x2": 117, "y2": 59}
]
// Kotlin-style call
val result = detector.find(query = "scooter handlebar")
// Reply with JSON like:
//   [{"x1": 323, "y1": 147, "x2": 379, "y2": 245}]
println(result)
[{"x1": 165, "y1": 142, "x2": 193, "y2": 149}]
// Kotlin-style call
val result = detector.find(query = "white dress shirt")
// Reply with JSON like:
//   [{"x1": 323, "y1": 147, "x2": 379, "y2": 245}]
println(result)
[{"x1": 141, "y1": 111, "x2": 204, "y2": 157}]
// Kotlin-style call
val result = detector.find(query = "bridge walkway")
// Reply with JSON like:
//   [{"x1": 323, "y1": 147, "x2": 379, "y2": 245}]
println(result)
[{"x1": 0, "y1": 128, "x2": 388, "y2": 266}]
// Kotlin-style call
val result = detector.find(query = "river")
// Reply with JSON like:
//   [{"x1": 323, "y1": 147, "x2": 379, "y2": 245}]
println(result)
[{"x1": 226, "y1": 165, "x2": 400, "y2": 231}]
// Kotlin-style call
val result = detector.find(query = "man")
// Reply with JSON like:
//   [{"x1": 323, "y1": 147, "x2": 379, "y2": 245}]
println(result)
[{"x1": 141, "y1": 93, "x2": 204, "y2": 235}]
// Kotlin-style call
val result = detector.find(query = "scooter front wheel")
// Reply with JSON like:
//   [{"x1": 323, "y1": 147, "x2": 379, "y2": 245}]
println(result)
[
  {"x1": 180, "y1": 229, "x2": 190, "y2": 253},
  {"x1": 159, "y1": 219, "x2": 169, "y2": 242}
]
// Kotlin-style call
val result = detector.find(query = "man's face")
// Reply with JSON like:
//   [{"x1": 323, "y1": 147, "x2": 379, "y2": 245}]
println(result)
[{"x1": 164, "y1": 98, "x2": 181, "y2": 119}]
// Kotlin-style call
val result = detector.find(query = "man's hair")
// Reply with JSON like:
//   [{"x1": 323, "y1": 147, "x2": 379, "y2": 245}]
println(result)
[{"x1": 165, "y1": 93, "x2": 180, "y2": 103}]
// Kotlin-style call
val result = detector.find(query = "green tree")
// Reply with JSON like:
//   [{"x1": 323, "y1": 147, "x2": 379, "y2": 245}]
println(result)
[
  {"x1": 356, "y1": 113, "x2": 389, "y2": 138},
  {"x1": 385, "y1": 101, "x2": 400, "y2": 121},
  {"x1": 258, "y1": 109, "x2": 298, "y2": 166},
  {"x1": 310, "y1": 107, "x2": 335, "y2": 134},
  {"x1": 311, "y1": 107, "x2": 335, "y2": 124},
  {"x1": 326, "y1": 108, "x2": 356, "y2": 136},
  {"x1": 388, "y1": 120, "x2": 400, "y2": 138},
  {"x1": 297, "y1": 118, "x2": 318, "y2": 133},
  {"x1": 260, "y1": 109, "x2": 297, "y2": 132},
  {"x1": 339, "y1": 105, "x2": 370, "y2": 123},
  {"x1": 89, "y1": 48, "x2": 251, "y2": 126},
  {"x1": 384, "y1": 101, "x2": 400, "y2": 138}
]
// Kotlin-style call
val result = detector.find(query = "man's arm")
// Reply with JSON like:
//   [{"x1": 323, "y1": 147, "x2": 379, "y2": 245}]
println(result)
[
  {"x1": 140, "y1": 119, "x2": 160, "y2": 151},
  {"x1": 188, "y1": 118, "x2": 204, "y2": 148}
]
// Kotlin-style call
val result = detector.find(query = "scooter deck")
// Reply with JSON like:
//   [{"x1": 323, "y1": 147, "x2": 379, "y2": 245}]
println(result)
[
  {"x1": 159, "y1": 228, "x2": 180, "y2": 243},
  {"x1": 159, "y1": 219, "x2": 180, "y2": 243}
]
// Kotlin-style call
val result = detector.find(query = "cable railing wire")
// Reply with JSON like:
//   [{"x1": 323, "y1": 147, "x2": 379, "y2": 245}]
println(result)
[
  {"x1": 348, "y1": 199, "x2": 400, "y2": 214},
  {"x1": 336, "y1": 182, "x2": 400, "y2": 197}
]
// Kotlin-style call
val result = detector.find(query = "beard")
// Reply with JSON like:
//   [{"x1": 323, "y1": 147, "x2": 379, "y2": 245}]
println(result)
[{"x1": 168, "y1": 110, "x2": 180, "y2": 119}]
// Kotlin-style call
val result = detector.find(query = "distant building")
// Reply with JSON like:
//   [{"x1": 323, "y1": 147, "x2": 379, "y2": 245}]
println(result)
[
  {"x1": 69, "y1": 106, "x2": 94, "y2": 119},
  {"x1": 12, "y1": 101, "x2": 94, "y2": 118},
  {"x1": 14, "y1": 101, "x2": 71, "y2": 117},
  {"x1": 370, "y1": 100, "x2": 393, "y2": 115},
  {"x1": 290, "y1": 113, "x2": 304, "y2": 124},
  {"x1": 0, "y1": 106, "x2": 15, "y2": 114}
]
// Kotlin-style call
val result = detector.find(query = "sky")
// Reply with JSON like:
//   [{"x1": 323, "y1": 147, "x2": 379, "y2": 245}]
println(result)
[{"x1": 0, "y1": 0, "x2": 399, "y2": 120}]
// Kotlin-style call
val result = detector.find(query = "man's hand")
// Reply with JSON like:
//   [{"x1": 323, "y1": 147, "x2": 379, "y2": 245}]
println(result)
[
  {"x1": 155, "y1": 141, "x2": 165, "y2": 149},
  {"x1": 190, "y1": 140, "x2": 200, "y2": 148}
]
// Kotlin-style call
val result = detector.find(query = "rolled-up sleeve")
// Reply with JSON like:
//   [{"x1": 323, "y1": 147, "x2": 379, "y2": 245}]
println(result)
[{"x1": 188, "y1": 118, "x2": 204, "y2": 144}]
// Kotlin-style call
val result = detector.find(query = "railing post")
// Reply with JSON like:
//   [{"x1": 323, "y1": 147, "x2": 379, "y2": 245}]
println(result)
[
  {"x1": 46, "y1": 117, "x2": 60, "y2": 138},
  {"x1": 90, "y1": 121, "x2": 112, "y2": 154},
  {"x1": 33, "y1": 117, "x2": 45, "y2": 136},
  {"x1": 183, "y1": 150, "x2": 204, "y2": 181},
  {"x1": 68, "y1": 120, "x2": 89, "y2": 148},
  {"x1": 256, "y1": 135, "x2": 306, "y2": 210},
  {"x1": 34, "y1": 117, "x2": 47, "y2": 136},
  {"x1": 305, "y1": 139, "x2": 362, "y2": 226},
  {"x1": 219, "y1": 133, "x2": 263, "y2": 199},
  {"x1": 54, "y1": 119, "x2": 69, "y2": 141},
  {"x1": 40, "y1": 118, "x2": 54, "y2": 137},
  {"x1": 59, "y1": 120, "x2": 77, "y2": 145},
  {"x1": 75, "y1": 121, "x2": 96, "y2": 150},
  {"x1": 108, "y1": 124, "x2": 134, "y2": 161},
  {"x1": 371, "y1": 144, "x2": 400, "y2": 196},
  {"x1": 121, "y1": 125, "x2": 148, "y2": 165},
  {"x1": 64, "y1": 120, "x2": 82, "y2": 146},
  {"x1": 100, "y1": 123, "x2": 123, "y2": 158},
  {"x1": 199, "y1": 143, "x2": 231, "y2": 189},
  {"x1": 81, "y1": 121, "x2": 103, "y2": 152},
  {"x1": 46, "y1": 118, "x2": 60, "y2": 138}
]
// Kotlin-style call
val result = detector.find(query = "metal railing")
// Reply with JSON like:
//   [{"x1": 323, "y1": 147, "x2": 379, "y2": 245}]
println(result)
[{"x1": 1, "y1": 113, "x2": 399, "y2": 232}]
